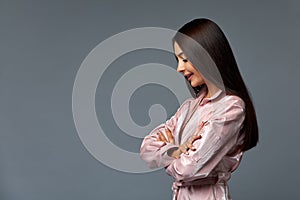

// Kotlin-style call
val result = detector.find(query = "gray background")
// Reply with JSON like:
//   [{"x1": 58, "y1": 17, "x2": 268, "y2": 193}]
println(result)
[{"x1": 1, "y1": 0, "x2": 299, "y2": 199}]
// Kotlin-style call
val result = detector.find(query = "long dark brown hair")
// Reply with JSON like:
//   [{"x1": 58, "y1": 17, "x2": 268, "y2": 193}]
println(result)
[{"x1": 172, "y1": 18, "x2": 258, "y2": 151}]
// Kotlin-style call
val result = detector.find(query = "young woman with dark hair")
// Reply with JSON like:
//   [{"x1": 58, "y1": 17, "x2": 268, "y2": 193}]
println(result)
[{"x1": 140, "y1": 18, "x2": 258, "y2": 200}]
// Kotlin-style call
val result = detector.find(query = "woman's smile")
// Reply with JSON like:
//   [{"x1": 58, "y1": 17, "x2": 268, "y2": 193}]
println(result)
[{"x1": 187, "y1": 74, "x2": 193, "y2": 81}]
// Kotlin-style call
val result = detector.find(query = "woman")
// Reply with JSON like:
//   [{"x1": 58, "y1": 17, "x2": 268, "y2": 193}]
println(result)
[{"x1": 140, "y1": 18, "x2": 258, "y2": 200}]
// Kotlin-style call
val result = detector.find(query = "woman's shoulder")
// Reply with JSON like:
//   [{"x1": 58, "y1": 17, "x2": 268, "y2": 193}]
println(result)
[{"x1": 223, "y1": 94, "x2": 245, "y2": 110}]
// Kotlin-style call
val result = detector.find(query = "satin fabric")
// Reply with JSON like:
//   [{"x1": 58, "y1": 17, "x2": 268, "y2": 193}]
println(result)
[{"x1": 140, "y1": 85, "x2": 246, "y2": 200}]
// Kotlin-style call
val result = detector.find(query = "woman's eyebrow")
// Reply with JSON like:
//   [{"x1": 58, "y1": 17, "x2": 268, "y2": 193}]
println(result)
[{"x1": 176, "y1": 52, "x2": 184, "y2": 57}]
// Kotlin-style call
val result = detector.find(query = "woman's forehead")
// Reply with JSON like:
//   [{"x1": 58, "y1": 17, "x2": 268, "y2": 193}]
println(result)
[{"x1": 173, "y1": 42, "x2": 185, "y2": 57}]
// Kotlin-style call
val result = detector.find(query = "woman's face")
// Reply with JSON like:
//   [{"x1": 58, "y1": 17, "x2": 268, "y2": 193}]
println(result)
[{"x1": 174, "y1": 41, "x2": 206, "y2": 87}]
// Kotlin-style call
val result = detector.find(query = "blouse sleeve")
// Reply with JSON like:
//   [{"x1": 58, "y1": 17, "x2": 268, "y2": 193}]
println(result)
[
  {"x1": 165, "y1": 96, "x2": 246, "y2": 181},
  {"x1": 140, "y1": 98, "x2": 193, "y2": 169}
]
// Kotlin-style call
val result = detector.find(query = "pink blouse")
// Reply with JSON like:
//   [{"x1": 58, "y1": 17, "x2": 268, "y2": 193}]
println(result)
[{"x1": 140, "y1": 85, "x2": 246, "y2": 200}]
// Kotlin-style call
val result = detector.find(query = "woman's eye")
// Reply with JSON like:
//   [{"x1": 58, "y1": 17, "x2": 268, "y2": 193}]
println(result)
[{"x1": 182, "y1": 58, "x2": 188, "y2": 63}]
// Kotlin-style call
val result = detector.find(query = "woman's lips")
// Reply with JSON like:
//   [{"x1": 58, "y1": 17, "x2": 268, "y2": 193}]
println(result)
[{"x1": 184, "y1": 73, "x2": 193, "y2": 81}]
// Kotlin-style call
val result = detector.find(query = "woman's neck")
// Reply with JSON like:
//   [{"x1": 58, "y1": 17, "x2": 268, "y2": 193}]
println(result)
[{"x1": 205, "y1": 82, "x2": 220, "y2": 99}]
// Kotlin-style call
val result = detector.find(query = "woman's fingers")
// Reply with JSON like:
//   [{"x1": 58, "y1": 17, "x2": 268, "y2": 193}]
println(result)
[
  {"x1": 184, "y1": 133, "x2": 202, "y2": 152},
  {"x1": 157, "y1": 128, "x2": 174, "y2": 144},
  {"x1": 165, "y1": 128, "x2": 174, "y2": 144},
  {"x1": 185, "y1": 138, "x2": 196, "y2": 151},
  {"x1": 193, "y1": 120, "x2": 207, "y2": 140},
  {"x1": 188, "y1": 143, "x2": 196, "y2": 151},
  {"x1": 178, "y1": 138, "x2": 197, "y2": 155},
  {"x1": 195, "y1": 121, "x2": 207, "y2": 134},
  {"x1": 191, "y1": 134, "x2": 202, "y2": 143},
  {"x1": 179, "y1": 145, "x2": 189, "y2": 155},
  {"x1": 175, "y1": 121, "x2": 208, "y2": 155},
  {"x1": 157, "y1": 132, "x2": 167, "y2": 142},
  {"x1": 192, "y1": 120, "x2": 208, "y2": 141}
]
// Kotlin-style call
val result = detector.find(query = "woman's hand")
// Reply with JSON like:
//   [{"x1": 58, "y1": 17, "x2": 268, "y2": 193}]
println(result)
[
  {"x1": 157, "y1": 127, "x2": 175, "y2": 144},
  {"x1": 170, "y1": 121, "x2": 207, "y2": 159}
]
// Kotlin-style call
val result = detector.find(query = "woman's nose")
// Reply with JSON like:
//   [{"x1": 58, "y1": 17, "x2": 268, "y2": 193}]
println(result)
[{"x1": 176, "y1": 62, "x2": 185, "y2": 73}]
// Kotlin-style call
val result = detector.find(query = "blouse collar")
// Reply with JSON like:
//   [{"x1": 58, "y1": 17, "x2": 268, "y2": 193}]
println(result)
[{"x1": 197, "y1": 84, "x2": 224, "y2": 106}]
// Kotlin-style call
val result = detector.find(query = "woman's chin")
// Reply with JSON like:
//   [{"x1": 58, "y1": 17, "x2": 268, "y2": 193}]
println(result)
[{"x1": 190, "y1": 81, "x2": 197, "y2": 87}]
